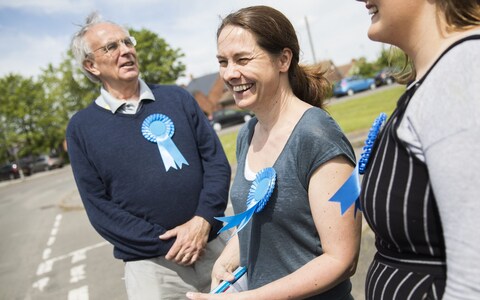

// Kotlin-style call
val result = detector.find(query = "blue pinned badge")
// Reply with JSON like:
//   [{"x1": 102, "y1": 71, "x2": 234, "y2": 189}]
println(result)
[
  {"x1": 142, "y1": 114, "x2": 189, "y2": 171},
  {"x1": 216, "y1": 167, "x2": 276, "y2": 237},
  {"x1": 329, "y1": 113, "x2": 387, "y2": 216}
]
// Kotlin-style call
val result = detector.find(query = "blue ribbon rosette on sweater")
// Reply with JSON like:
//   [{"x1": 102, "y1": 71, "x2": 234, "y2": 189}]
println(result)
[
  {"x1": 216, "y1": 167, "x2": 276, "y2": 237},
  {"x1": 329, "y1": 113, "x2": 387, "y2": 216},
  {"x1": 142, "y1": 113, "x2": 189, "y2": 171}
]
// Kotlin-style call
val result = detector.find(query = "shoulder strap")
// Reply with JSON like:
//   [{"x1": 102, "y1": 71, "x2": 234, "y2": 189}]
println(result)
[{"x1": 418, "y1": 34, "x2": 480, "y2": 86}]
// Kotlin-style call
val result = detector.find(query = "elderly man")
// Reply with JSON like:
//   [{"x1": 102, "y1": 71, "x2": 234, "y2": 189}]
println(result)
[{"x1": 66, "y1": 12, "x2": 230, "y2": 299}]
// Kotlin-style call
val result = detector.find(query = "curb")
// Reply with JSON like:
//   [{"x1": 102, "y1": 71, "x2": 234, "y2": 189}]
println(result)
[
  {"x1": 58, "y1": 189, "x2": 85, "y2": 211},
  {"x1": 346, "y1": 130, "x2": 368, "y2": 149}
]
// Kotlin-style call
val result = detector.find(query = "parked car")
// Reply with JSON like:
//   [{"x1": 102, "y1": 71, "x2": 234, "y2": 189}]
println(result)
[
  {"x1": 374, "y1": 68, "x2": 396, "y2": 86},
  {"x1": 209, "y1": 109, "x2": 254, "y2": 131},
  {"x1": 0, "y1": 162, "x2": 21, "y2": 181},
  {"x1": 29, "y1": 154, "x2": 64, "y2": 174},
  {"x1": 333, "y1": 76, "x2": 376, "y2": 97},
  {"x1": 18, "y1": 157, "x2": 33, "y2": 176}
]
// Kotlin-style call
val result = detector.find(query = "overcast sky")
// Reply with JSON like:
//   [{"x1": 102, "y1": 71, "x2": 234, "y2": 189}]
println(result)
[{"x1": 0, "y1": 0, "x2": 383, "y2": 85}]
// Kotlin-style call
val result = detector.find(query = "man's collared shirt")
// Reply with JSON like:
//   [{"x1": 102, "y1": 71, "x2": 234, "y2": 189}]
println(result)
[{"x1": 95, "y1": 78, "x2": 155, "y2": 114}]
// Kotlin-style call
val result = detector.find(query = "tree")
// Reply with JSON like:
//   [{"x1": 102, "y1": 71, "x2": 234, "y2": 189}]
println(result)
[
  {"x1": 40, "y1": 52, "x2": 99, "y2": 120},
  {"x1": 376, "y1": 45, "x2": 405, "y2": 71},
  {"x1": 129, "y1": 28, "x2": 186, "y2": 84},
  {"x1": 38, "y1": 52, "x2": 99, "y2": 157},
  {"x1": 0, "y1": 74, "x2": 49, "y2": 161},
  {"x1": 352, "y1": 57, "x2": 377, "y2": 78}
]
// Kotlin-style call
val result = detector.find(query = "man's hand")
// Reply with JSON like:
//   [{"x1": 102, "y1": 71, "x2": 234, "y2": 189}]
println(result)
[{"x1": 159, "y1": 216, "x2": 211, "y2": 266}]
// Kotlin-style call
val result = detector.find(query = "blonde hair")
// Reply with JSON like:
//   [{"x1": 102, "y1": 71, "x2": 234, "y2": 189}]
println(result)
[
  {"x1": 398, "y1": 0, "x2": 480, "y2": 83},
  {"x1": 440, "y1": 0, "x2": 480, "y2": 31}
]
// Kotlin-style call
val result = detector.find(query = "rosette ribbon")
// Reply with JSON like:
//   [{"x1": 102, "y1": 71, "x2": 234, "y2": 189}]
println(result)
[
  {"x1": 216, "y1": 167, "x2": 276, "y2": 237},
  {"x1": 329, "y1": 113, "x2": 387, "y2": 216},
  {"x1": 142, "y1": 113, "x2": 189, "y2": 171}
]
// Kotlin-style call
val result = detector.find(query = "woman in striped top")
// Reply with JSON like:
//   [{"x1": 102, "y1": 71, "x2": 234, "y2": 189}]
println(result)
[{"x1": 356, "y1": 0, "x2": 480, "y2": 299}]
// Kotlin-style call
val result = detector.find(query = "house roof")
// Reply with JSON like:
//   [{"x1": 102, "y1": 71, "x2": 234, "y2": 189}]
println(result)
[{"x1": 185, "y1": 73, "x2": 219, "y2": 96}]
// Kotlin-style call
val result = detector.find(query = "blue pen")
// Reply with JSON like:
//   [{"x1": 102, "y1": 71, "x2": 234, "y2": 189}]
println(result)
[{"x1": 210, "y1": 266, "x2": 247, "y2": 294}]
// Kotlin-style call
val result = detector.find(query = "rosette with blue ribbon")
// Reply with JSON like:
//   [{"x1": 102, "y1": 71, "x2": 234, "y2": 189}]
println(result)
[
  {"x1": 329, "y1": 113, "x2": 387, "y2": 216},
  {"x1": 358, "y1": 113, "x2": 387, "y2": 174},
  {"x1": 142, "y1": 113, "x2": 189, "y2": 171},
  {"x1": 216, "y1": 167, "x2": 276, "y2": 237}
]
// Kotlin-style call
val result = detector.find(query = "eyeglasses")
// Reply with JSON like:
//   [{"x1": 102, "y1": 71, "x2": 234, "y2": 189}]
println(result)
[{"x1": 92, "y1": 36, "x2": 137, "y2": 56}]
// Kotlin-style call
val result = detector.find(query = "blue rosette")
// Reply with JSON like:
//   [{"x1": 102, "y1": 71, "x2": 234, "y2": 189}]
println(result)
[
  {"x1": 142, "y1": 113, "x2": 189, "y2": 171},
  {"x1": 216, "y1": 167, "x2": 276, "y2": 237},
  {"x1": 358, "y1": 113, "x2": 387, "y2": 174},
  {"x1": 329, "y1": 113, "x2": 387, "y2": 217}
]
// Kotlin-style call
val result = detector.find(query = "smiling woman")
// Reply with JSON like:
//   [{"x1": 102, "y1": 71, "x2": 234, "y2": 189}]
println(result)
[{"x1": 187, "y1": 5, "x2": 361, "y2": 300}]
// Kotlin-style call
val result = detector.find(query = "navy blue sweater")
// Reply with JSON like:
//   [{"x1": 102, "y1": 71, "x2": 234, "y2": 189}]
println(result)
[{"x1": 66, "y1": 84, "x2": 231, "y2": 261}]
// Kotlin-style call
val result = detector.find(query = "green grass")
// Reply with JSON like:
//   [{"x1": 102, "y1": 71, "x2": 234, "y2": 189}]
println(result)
[
  {"x1": 218, "y1": 131, "x2": 238, "y2": 165},
  {"x1": 219, "y1": 86, "x2": 405, "y2": 165},
  {"x1": 326, "y1": 86, "x2": 404, "y2": 134}
]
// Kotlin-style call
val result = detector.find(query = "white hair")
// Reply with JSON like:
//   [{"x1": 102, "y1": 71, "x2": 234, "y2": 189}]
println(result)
[{"x1": 70, "y1": 11, "x2": 129, "y2": 83}]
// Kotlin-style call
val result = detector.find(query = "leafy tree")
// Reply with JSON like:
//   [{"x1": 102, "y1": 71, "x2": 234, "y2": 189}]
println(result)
[
  {"x1": 376, "y1": 45, "x2": 405, "y2": 71},
  {"x1": 129, "y1": 28, "x2": 186, "y2": 84},
  {"x1": 0, "y1": 74, "x2": 49, "y2": 161},
  {"x1": 38, "y1": 53, "x2": 99, "y2": 158},
  {"x1": 349, "y1": 46, "x2": 407, "y2": 80},
  {"x1": 40, "y1": 52, "x2": 98, "y2": 123},
  {"x1": 352, "y1": 57, "x2": 377, "y2": 78}
]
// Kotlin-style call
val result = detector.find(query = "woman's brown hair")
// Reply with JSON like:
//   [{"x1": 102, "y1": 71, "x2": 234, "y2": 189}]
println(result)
[{"x1": 217, "y1": 5, "x2": 331, "y2": 109}]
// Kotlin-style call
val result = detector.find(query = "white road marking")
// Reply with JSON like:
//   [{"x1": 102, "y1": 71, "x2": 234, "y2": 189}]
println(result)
[
  {"x1": 36, "y1": 241, "x2": 109, "y2": 277},
  {"x1": 71, "y1": 249, "x2": 87, "y2": 264},
  {"x1": 32, "y1": 277, "x2": 49, "y2": 292},
  {"x1": 50, "y1": 227, "x2": 59, "y2": 236},
  {"x1": 68, "y1": 285, "x2": 89, "y2": 300},
  {"x1": 32, "y1": 212, "x2": 109, "y2": 299},
  {"x1": 70, "y1": 265, "x2": 86, "y2": 283},
  {"x1": 54, "y1": 214, "x2": 63, "y2": 226},
  {"x1": 42, "y1": 248, "x2": 52, "y2": 260},
  {"x1": 36, "y1": 260, "x2": 54, "y2": 276},
  {"x1": 46, "y1": 236, "x2": 56, "y2": 246}
]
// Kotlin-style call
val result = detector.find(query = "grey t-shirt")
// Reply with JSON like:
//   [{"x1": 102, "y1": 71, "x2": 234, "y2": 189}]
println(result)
[{"x1": 230, "y1": 107, "x2": 356, "y2": 299}]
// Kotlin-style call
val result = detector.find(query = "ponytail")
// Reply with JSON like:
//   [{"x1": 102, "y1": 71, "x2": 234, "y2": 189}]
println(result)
[{"x1": 290, "y1": 64, "x2": 331, "y2": 109}]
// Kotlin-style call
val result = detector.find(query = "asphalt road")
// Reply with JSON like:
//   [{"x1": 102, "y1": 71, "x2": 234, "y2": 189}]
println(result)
[{"x1": 0, "y1": 167, "x2": 126, "y2": 300}]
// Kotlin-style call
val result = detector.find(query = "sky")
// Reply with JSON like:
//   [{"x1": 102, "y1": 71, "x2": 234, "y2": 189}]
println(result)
[{"x1": 0, "y1": 0, "x2": 384, "y2": 86}]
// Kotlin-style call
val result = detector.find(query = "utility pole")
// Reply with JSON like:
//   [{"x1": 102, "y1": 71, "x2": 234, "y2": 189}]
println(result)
[{"x1": 305, "y1": 16, "x2": 317, "y2": 64}]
